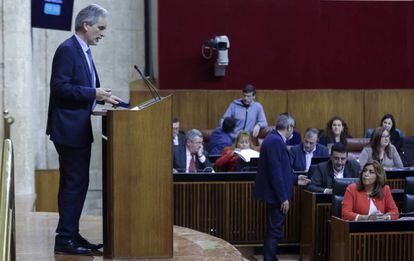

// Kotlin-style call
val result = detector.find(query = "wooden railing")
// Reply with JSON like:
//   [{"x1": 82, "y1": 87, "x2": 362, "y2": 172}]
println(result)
[{"x1": 0, "y1": 139, "x2": 15, "y2": 261}]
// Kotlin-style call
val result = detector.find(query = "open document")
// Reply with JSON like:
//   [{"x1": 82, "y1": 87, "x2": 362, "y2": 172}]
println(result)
[{"x1": 234, "y1": 149, "x2": 260, "y2": 162}]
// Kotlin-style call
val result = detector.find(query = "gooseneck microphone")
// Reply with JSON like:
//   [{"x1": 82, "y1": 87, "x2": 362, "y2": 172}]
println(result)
[{"x1": 134, "y1": 65, "x2": 161, "y2": 101}]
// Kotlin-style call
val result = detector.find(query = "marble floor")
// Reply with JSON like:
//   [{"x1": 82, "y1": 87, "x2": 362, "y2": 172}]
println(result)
[{"x1": 16, "y1": 195, "x2": 298, "y2": 260}]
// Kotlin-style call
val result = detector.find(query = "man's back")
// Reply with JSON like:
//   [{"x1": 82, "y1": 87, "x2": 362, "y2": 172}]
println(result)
[{"x1": 253, "y1": 131, "x2": 293, "y2": 205}]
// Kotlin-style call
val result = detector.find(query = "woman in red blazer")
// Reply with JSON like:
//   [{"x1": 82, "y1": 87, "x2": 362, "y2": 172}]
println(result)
[
  {"x1": 342, "y1": 160, "x2": 399, "y2": 221},
  {"x1": 215, "y1": 131, "x2": 256, "y2": 171}
]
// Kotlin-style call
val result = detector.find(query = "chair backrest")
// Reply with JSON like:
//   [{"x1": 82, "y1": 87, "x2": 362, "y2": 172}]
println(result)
[
  {"x1": 404, "y1": 177, "x2": 414, "y2": 213},
  {"x1": 331, "y1": 178, "x2": 359, "y2": 218}
]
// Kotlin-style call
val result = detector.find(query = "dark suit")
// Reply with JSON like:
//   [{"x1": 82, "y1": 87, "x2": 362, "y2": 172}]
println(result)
[
  {"x1": 173, "y1": 131, "x2": 185, "y2": 147},
  {"x1": 46, "y1": 35, "x2": 100, "y2": 239},
  {"x1": 307, "y1": 159, "x2": 360, "y2": 193},
  {"x1": 173, "y1": 145, "x2": 212, "y2": 172},
  {"x1": 289, "y1": 143, "x2": 329, "y2": 171},
  {"x1": 253, "y1": 130, "x2": 297, "y2": 260}
]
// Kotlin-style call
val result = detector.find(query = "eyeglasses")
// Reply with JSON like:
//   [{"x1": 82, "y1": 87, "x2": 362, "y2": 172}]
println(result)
[{"x1": 381, "y1": 134, "x2": 390, "y2": 138}]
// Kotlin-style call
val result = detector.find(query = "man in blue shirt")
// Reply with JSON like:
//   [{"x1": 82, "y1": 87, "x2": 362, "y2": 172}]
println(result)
[
  {"x1": 221, "y1": 84, "x2": 267, "y2": 139},
  {"x1": 289, "y1": 128, "x2": 329, "y2": 171},
  {"x1": 207, "y1": 117, "x2": 236, "y2": 155}
]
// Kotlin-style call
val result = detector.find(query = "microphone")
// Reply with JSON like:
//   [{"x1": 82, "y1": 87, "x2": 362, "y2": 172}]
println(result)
[{"x1": 133, "y1": 65, "x2": 161, "y2": 100}]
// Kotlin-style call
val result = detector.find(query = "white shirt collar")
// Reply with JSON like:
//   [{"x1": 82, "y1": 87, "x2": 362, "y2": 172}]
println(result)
[
  {"x1": 74, "y1": 33, "x2": 89, "y2": 53},
  {"x1": 303, "y1": 146, "x2": 316, "y2": 155},
  {"x1": 277, "y1": 130, "x2": 287, "y2": 143}
]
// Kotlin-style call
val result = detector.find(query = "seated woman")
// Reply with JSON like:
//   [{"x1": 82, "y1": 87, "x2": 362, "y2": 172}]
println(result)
[
  {"x1": 215, "y1": 131, "x2": 256, "y2": 171},
  {"x1": 359, "y1": 127, "x2": 403, "y2": 169},
  {"x1": 365, "y1": 114, "x2": 402, "y2": 151},
  {"x1": 342, "y1": 161, "x2": 399, "y2": 221},
  {"x1": 319, "y1": 116, "x2": 352, "y2": 147}
]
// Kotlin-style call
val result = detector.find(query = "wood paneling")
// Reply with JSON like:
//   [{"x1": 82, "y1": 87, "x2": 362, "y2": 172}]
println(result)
[
  {"x1": 256, "y1": 90, "x2": 288, "y2": 127},
  {"x1": 130, "y1": 89, "x2": 414, "y2": 138},
  {"x1": 172, "y1": 90, "x2": 209, "y2": 131},
  {"x1": 331, "y1": 217, "x2": 414, "y2": 261},
  {"x1": 287, "y1": 90, "x2": 365, "y2": 137},
  {"x1": 364, "y1": 90, "x2": 414, "y2": 136},
  {"x1": 207, "y1": 91, "x2": 240, "y2": 128},
  {"x1": 173, "y1": 181, "x2": 301, "y2": 244},
  {"x1": 105, "y1": 97, "x2": 173, "y2": 258},
  {"x1": 34, "y1": 170, "x2": 59, "y2": 212}
]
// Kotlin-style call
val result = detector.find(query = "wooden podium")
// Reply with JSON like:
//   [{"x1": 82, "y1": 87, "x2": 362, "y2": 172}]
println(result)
[{"x1": 101, "y1": 96, "x2": 173, "y2": 259}]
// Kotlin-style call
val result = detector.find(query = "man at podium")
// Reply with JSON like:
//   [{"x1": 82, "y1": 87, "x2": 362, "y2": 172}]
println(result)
[{"x1": 46, "y1": 4, "x2": 123, "y2": 256}]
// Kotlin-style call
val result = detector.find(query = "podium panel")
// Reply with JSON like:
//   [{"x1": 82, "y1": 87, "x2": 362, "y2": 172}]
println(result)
[{"x1": 103, "y1": 96, "x2": 173, "y2": 259}]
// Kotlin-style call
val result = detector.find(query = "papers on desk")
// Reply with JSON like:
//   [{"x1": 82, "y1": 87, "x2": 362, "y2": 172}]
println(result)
[{"x1": 234, "y1": 149, "x2": 260, "y2": 162}]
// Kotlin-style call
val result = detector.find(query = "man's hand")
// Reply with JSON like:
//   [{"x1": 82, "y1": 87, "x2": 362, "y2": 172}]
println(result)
[
  {"x1": 104, "y1": 94, "x2": 122, "y2": 105},
  {"x1": 96, "y1": 88, "x2": 112, "y2": 101},
  {"x1": 297, "y1": 175, "x2": 311, "y2": 186},
  {"x1": 197, "y1": 144, "x2": 204, "y2": 158},
  {"x1": 281, "y1": 200, "x2": 289, "y2": 214},
  {"x1": 252, "y1": 124, "x2": 261, "y2": 138}
]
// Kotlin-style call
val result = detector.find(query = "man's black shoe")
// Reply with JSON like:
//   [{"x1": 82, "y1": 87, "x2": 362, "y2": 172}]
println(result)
[
  {"x1": 54, "y1": 238, "x2": 93, "y2": 255},
  {"x1": 76, "y1": 235, "x2": 103, "y2": 250}
]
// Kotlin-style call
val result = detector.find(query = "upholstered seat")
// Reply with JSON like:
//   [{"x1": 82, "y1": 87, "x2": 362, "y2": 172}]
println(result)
[
  {"x1": 404, "y1": 177, "x2": 414, "y2": 213},
  {"x1": 331, "y1": 178, "x2": 359, "y2": 218}
]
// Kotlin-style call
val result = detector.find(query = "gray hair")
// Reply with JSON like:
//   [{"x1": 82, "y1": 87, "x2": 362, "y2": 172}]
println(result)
[
  {"x1": 75, "y1": 4, "x2": 108, "y2": 31},
  {"x1": 304, "y1": 128, "x2": 319, "y2": 139},
  {"x1": 186, "y1": 129, "x2": 203, "y2": 141},
  {"x1": 275, "y1": 114, "x2": 295, "y2": 130}
]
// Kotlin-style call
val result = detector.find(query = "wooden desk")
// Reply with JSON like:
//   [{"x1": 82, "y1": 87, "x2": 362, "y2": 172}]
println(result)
[
  {"x1": 386, "y1": 168, "x2": 414, "y2": 189},
  {"x1": 173, "y1": 173, "x2": 301, "y2": 245},
  {"x1": 331, "y1": 217, "x2": 414, "y2": 261},
  {"x1": 300, "y1": 190, "x2": 331, "y2": 261}
]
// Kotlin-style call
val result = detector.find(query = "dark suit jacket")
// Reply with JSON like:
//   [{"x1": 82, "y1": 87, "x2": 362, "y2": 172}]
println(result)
[
  {"x1": 173, "y1": 131, "x2": 186, "y2": 147},
  {"x1": 307, "y1": 159, "x2": 360, "y2": 193},
  {"x1": 46, "y1": 35, "x2": 101, "y2": 148},
  {"x1": 289, "y1": 143, "x2": 329, "y2": 171},
  {"x1": 253, "y1": 130, "x2": 297, "y2": 205},
  {"x1": 173, "y1": 145, "x2": 212, "y2": 172}
]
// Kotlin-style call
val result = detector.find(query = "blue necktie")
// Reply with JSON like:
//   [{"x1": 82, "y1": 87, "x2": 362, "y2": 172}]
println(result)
[{"x1": 86, "y1": 48, "x2": 96, "y2": 110}]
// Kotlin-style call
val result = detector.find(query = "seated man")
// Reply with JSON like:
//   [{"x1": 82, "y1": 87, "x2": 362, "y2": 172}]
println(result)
[
  {"x1": 307, "y1": 143, "x2": 360, "y2": 194},
  {"x1": 290, "y1": 128, "x2": 329, "y2": 171},
  {"x1": 173, "y1": 129, "x2": 212, "y2": 172},
  {"x1": 221, "y1": 84, "x2": 267, "y2": 139},
  {"x1": 280, "y1": 112, "x2": 302, "y2": 146},
  {"x1": 172, "y1": 117, "x2": 185, "y2": 147},
  {"x1": 207, "y1": 117, "x2": 236, "y2": 155}
]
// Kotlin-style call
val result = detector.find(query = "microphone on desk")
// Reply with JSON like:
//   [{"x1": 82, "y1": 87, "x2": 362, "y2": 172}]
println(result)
[{"x1": 133, "y1": 65, "x2": 161, "y2": 101}]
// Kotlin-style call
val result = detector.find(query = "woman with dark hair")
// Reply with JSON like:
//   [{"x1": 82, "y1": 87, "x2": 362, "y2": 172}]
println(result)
[
  {"x1": 342, "y1": 161, "x2": 399, "y2": 221},
  {"x1": 215, "y1": 131, "x2": 256, "y2": 171},
  {"x1": 359, "y1": 127, "x2": 403, "y2": 169},
  {"x1": 365, "y1": 114, "x2": 402, "y2": 150},
  {"x1": 319, "y1": 116, "x2": 352, "y2": 147}
]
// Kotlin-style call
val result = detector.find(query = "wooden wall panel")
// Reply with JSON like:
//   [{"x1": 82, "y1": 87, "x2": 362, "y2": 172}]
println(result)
[
  {"x1": 206, "y1": 91, "x2": 240, "y2": 129},
  {"x1": 364, "y1": 90, "x2": 414, "y2": 137},
  {"x1": 287, "y1": 90, "x2": 364, "y2": 137},
  {"x1": 130, "y1": 88, "x2": 414, "y2": 137},
  {"x1": 256, "y1": 91, "x2": 288, "y2": 127},
  {"x1": 172, "y1": 90, "x2": 210, "y2": 131},
  {"x1": 35, "y1": 170, "x2": 59, "y2": 212}
]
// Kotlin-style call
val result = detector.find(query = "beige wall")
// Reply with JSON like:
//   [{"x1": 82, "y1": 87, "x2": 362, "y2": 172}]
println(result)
[{"x1": 0, "y1": 0, "x2": 146, "y2": 195}]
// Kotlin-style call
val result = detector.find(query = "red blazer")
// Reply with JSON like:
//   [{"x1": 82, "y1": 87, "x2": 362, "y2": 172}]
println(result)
[
  {"x1": 215, "y1": 147, "x2": 240, "y2": 171},
  {"x1": 342, "y1": 183, "x2": 399, "y2": 221}
]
